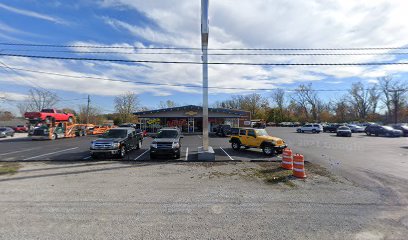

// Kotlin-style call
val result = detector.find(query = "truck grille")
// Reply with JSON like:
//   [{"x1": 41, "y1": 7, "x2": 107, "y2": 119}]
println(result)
[
  {"x1": 93, "y1": 142, "x2": 113, "y2": 149},
  {"x1": 157, "y1": 142, "x2": 173, "y2": 149},
  {"x1": 33, "y1": 129, "x2": 46, "y2": 135}
]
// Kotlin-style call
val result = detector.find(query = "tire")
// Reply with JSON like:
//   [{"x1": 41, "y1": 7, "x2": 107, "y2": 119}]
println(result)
[
  {"x1": 297, "y1": 129, "x2": 301, "y2": 133},
  {"x1": 244, "y1": 146, "x2": 250, "y2": 149},
  {"x1": 67, "y1": 117, "x2": 74, "y2": 123},
  {"x1": 312, "y1": 129, "x2": 317, "y2": 133},
  {"x1": 231, "y1": 140, "x2": 241, "y2": 151},
  {"x1": 51, "y1": 133, "x2": 57, "y2": 140},
  {"x1": 349, "y1": 134, "x2": 352, "y2": 137},
  {"x1": 150, "y1": 152, "x2": 156, "y2": 159},
  {"x1": 175, "y1": 151, "x2": 181, "y2": 159},
  {"x1": 262, "y1": 144, "x2": 275, "y2": 156},
  {"x1": 11, "y1": 134, "x2": 14, "y2": 137},
  {"x1": 366, "y1": 132, "x2": 371, "y2": 136},
  {"x1": 91, "y1": 154, "x2": 99, "y2": 160},
  {"x1": 336, "y1": 133, "x2": 339, "y2": 137},
  {"x1": 117, "y1": 146, "x2": 125, "y2": 159},
  {"x1": 301, "y1": 130, "x2": 304, "y2": 133},
  {"x1": 375, "y1": 133, "x2": 379, "y2": 137}
]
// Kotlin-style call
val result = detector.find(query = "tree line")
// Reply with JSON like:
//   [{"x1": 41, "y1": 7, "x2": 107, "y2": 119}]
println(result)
[{"x1": 213, "y1": 76, "x2": 408, "y2": 124}]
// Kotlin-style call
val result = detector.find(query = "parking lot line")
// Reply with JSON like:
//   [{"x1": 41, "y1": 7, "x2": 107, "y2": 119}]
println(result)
[
  {"x1": 197, "y1": 135, "x2": 202, "y2": 139},
  {"x1": 23, "y1": 147, "x2": 79, "y2": 160},
  {"x1": 185, "y1": 147, "x2": 189, "y2": 160},
  {"x1": 219, "y1": 147, "x2": 234, "y2": 160},
  {"x1": 0, "y1": 147, "x2": 40, "y2": 156},
  {"x1": 134, "y1": 149, "x2": 149, "y2": 160},
  {"x1": 82, "y1": 156, "x2": 91, "y2": 160}
]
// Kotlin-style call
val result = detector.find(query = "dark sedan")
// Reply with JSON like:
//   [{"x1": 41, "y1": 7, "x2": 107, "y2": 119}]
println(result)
[
  {"x1": 0, "y1": 127, "x2": 15, "y2": 138},
  {"x1": 365, "y1": 125, "x2": 403, "y2": 137},
  {"x1": 390, "y1": 124, "x2": 408, "y2": 137}
]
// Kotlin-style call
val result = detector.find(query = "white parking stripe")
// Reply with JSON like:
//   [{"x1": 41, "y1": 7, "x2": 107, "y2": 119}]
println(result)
[
  {"x1": 185, "y1": 147, "x2": 189, "y2": 161},
  {"x1": 82, "y1": 156, "x2": 91, "y2": 160},
  {"x1": 220, "y1": 147, "x2": 234, "y2": 160},
  {"x1": 134, "y1": 149, "x2": 149, "y2": 160},
  {"x1": 197, "y1": 135, "x2": 202, "y2": 139},
  {"x1": 0, "y1": 147, "x2": 40, "y2": 156},
  {"x1": 23, "y1": 147, "x2": 79, "y2": 160}
]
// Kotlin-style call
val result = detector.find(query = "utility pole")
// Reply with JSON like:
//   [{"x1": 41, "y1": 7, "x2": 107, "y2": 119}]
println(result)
[
  {"x1": 86, "y1": 95, "x2": 90, "y2": 125},
  {"x1": 201, "y1": 0, "x2": 209, "y2": 151},
  {"x1": 198, "y1": 0, "x2": 214, "y2": 160}
]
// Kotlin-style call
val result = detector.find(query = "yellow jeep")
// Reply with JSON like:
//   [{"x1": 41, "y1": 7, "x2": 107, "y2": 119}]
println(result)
[{"x1": 229, "y1": 128, "x2": 287, "y2": 155}]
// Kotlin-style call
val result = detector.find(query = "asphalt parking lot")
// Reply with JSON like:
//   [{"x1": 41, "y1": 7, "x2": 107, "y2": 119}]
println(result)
[
  {"x1": 0, "y1": 132, "x2": 277, "y2": 161},
  {"x1": 1, "y1": 127, "x2": 408, "y2": 239}
]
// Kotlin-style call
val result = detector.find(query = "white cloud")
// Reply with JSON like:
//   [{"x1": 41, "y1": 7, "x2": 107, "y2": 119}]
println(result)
[
  {"x1": 0, "y1": 91, "x2": 28, "y2": 101},
  {"x1": 0, "y1": 3, "x2": 68, "y2": 25}
]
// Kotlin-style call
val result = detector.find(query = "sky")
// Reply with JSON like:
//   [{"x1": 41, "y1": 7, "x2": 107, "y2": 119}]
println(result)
[{"x1": 1, "y1": 0, "x2": 408, "y2": 115}]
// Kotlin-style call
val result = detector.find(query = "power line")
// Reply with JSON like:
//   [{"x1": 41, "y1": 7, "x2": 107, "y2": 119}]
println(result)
[
  {"x1": 1, "y1": 53, "x2": 408, "y2": 66},
  {"x1": 3, "y1": 48, "x2": 408, "y2": 56},
  {"x1": 4, "y1": 65, "x2": 407, "y2": 92},
  {"x1": 1, "y1": 42, "x2": 408, "y2": 51}
]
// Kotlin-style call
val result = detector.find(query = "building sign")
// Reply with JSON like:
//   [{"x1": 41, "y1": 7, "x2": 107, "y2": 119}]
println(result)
[{"x1": 185, "y1": 111, "x2": 198, "y2": 116}]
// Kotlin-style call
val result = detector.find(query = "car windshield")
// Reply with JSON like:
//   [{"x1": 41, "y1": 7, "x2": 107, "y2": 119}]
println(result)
[
  {"x1": 156, "y1": 130, "x2": 178, "y2": 138},
  {"x1": 338, "y1": 126, "x2": 349, "y2": 130},
  {"x1": 255, "y1": 129, "x2": 269, "y2": 136},
  {"x1": 102, "y1": 129, "x2": 127, "y2": 138},
  {"x1": 0, "y1": 128, "x2": 6, "y2": 131}
]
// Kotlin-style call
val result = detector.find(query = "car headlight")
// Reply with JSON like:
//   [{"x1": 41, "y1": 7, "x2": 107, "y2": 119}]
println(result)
[
  {"x1": 112, "y1": 142, "x2": 120, "y2": 148},
  {"x1": 172, "y1": 142, "x2": 180, "y2": 148},
  {"x1": 150, "y1": 143, "x2": 157, "y2": 148},
  {"x1": 0, "y1": 132, "x2": 5, "y2": 135}
]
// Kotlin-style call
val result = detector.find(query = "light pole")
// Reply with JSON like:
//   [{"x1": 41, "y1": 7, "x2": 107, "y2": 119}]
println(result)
[{"x1": 201, "y1": 0, "x2": 209, "y2": 151}]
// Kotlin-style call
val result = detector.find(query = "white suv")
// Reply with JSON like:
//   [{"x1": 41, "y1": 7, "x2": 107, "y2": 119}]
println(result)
[{"x1": 297, "y1": 124, "x2": 323, "y2": 133}]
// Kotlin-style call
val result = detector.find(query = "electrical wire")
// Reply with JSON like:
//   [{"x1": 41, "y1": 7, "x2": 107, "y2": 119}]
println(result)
[
  {"x1": 3, "y1": 65, "x2": 406, "y2": 92},
  {"x1": 2, "y1": 48, "x2": 408, "y2": 56},
  {"x1": 1, "y1": 42, "x2": 408, "y2": 51},
  {"x1": 1, "y1": 53, "x2": 408, "y2": 66}
]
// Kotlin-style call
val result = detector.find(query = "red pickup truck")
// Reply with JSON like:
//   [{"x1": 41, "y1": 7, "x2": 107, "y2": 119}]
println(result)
[{"x1": 24, "y1": 109, "x2": 75, "y2": 123}]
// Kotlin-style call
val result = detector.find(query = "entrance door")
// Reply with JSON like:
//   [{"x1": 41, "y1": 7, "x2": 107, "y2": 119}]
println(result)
[{"x1": 188, "y1": 117, "x2": 194, "y2": 133}]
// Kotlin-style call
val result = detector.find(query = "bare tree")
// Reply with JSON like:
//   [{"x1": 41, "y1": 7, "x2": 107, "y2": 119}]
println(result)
[
  {"x1": 271, "y1": 89, "x2": 285, "y2": 113},
  {"x1": 379, "y1": 76, "x2": 408, "y2": 123},
  {"x1": 114, "y1": 92, "x2": 140, "y2": 124},
  {"x1": 16, "y1": 88, "x2": 59, "y2": 115},
  {"x1": 348, "y1": 82, "x2": 372, "y2": 120},
  {"x1": 158, "y1": 100, "x2": 178, "y2": 109},
  {"x1": 368, "y1": 84, "x2": 381, "y2": 114},
  {"x1": 292, "y1": 84, "x2": 320, "y2": 122},
  {"x1": 77, "y1": 105, "x2": 104, "y2": 124}
]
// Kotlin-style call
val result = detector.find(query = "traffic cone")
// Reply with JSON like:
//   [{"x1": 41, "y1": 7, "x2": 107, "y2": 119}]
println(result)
[
  {"x1": 281, "y1": 148, "x2": 293, "y2": 170},
  {"x1": 293, "y1": 154, "x2": 306, "y2": 178}
]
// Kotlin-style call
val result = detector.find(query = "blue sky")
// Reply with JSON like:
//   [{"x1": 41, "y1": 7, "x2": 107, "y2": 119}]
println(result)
[{"x1": 1, "y1": 0, "x2": 408, "y2": 115}]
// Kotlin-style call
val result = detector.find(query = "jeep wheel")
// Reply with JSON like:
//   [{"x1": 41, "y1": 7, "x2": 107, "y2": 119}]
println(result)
[
  {"x1": 262, "y1": 145, "x2": 275, "y2": 156},
  {"x1": 231, "y1": 141, "x2": 241, "y2": 151}
]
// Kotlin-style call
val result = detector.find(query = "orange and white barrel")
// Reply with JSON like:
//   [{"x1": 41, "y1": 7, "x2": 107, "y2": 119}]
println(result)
[
  {"x1": 281, "y1": 148, "x2": 293, "y2": 170},
  {"x1": 293, "y1": 154, "x2": 306, "y2": 178}
]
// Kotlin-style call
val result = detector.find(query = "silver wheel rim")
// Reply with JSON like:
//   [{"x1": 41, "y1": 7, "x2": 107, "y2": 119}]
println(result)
[
  {"x1": 121, "y1": 147, "x2": 125, "y2": 157},
  {"x1": 233, "y1": 143, "x2": 238, "y2": 148}
]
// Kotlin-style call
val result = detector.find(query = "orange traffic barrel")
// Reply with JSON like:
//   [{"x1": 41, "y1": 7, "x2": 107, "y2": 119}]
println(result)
[
  {"x1": 293, "y1": 154, "x2": 306, "y2": 178},
  {"x1": 281, "y1": 148, "x2": 293, "y2": 170}
]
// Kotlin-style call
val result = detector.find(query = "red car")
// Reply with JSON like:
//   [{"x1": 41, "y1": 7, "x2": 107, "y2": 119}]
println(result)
[
  {"x1": 13, "y1": 125, "x2": 28, "y2": 132},
  {"x1": 24, "y1": 109, "x2": 75, "y2": 124}
]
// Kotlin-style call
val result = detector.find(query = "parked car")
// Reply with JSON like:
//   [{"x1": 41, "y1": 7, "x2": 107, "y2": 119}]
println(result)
[
  {"x1": 365, "y1": 125, "x2": 403, "y2": 137},
  {"x1": 24, "y1": 109, "x2": 75, "y2": 124},
  {"x1": 150, "y1": 128, "x2": 182, "y2": 159},
  {"x1": 90, "y1": 127, "x2": 142, "y2": 159},
  {"x1": 215, "y1": 124, "x2": 232, "y2": 137},
  {"x1": 0, "y1": 127, "x2": 15, "y2": 138},
  {"x1": 229, "y1": 128, "x2": 287, "y2": 155},
  {"x1": 297, "y1": 124, "x2": 323, "y2": 133},
  {"x1": 390, "y1": 124, "x2": 408, "y2": 137},
  {"x1": 13, "y1": 125, "x2": 28, "y2": 133},
  {"x1": 336, "y1": 126, "x2": 352, "y2": 137},
  {"x1": 347, "y1": 124, "x2": 365, "y2": 133},
  {"x1": 323, "y1": 124, "x2": 341, "y2": 133}
]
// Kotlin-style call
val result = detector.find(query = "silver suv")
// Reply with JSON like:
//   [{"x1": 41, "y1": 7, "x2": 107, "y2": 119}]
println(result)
[{"x1": 297, "y1": 124, "x2": 323, "y2": 133}]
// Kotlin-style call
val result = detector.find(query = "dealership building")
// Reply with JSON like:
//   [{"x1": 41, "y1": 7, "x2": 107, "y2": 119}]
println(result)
[{"x1": 134, "y1": 105, "x2": 251, "y2": 133}]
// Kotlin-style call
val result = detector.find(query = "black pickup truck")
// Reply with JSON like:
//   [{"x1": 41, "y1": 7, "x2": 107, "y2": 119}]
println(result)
[{"x1": 90, "y1": 127, "x2": 142, "y2": 159}]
